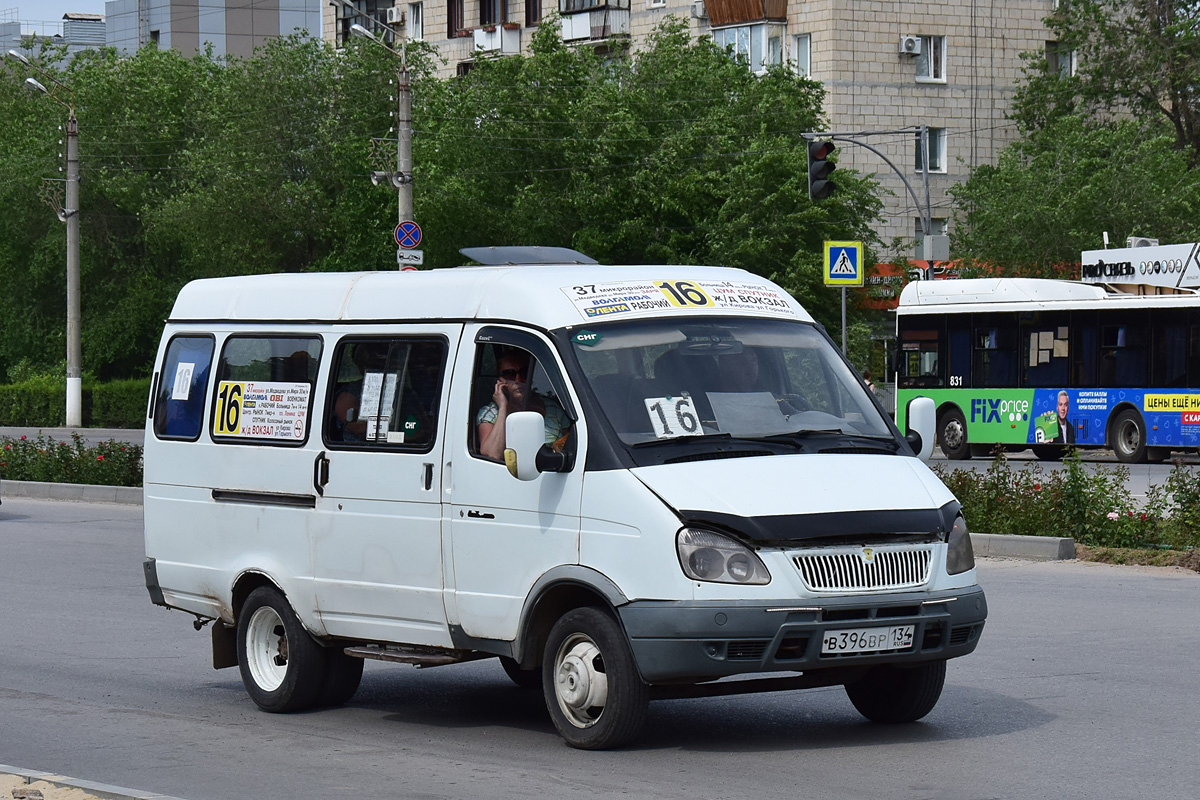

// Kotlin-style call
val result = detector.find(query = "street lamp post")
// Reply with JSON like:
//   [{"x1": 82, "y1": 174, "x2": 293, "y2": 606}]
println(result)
[
  {"x1": 8, "y1": 50, "x2": 82, "y2": 427},
  {"x1": 351, "y1": 17, "x2": 414, "y2": 230}
]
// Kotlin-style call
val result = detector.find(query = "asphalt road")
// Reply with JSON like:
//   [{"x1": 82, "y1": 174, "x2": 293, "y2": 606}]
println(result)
[{"x1": 1, "y1": 498, "x2": 1197, "y2": 800}]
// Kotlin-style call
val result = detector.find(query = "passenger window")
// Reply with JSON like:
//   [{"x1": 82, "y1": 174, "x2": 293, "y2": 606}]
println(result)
[
  {"x1": 324, "y1": 338, "x2": 446, "y2": 450},
  {"x1": 471, "y1": 343, "x2": 571, "y2": 462},
  {"x1": 153, "y1": 335, "x2": 214, "y2": 441},
  {"x1": 211, "y1": 336, "x2": 322, "y2": 445}
]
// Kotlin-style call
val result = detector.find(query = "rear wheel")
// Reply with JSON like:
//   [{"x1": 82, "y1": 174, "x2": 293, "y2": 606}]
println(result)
[
  {"x1": 1111, "y1": 410, "x2": 1148, "y2": 464},
  {"x1": 845, "y1": 660, "x2": 946, "y2": 723},
  {"x1": 938, "y1": 408, "x2": 971, "y2": 460},
  {"x1": 542, "y1": 607, "x2": 648, "y2": 750},
  {"x1": 237, "y1": 586, "x2": 326, "y2": 712}
]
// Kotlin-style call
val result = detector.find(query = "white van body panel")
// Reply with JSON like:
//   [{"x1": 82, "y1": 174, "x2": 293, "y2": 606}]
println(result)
[
  {"x1": 628, "y1": 455, "x2": 954, "y2": 518},
  {"x1": 578, "y1": 470, "x2": 697, "y2": 601}
]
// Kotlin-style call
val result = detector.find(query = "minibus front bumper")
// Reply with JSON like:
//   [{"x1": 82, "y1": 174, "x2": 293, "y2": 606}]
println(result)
[{"x1": 617, "y1": 586, "x2": 986, "y2": 683}]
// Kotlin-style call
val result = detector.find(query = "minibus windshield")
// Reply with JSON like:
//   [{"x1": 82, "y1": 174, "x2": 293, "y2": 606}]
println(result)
[{"x1": 567, "y1": 317, "x2": 894, "y2": 447}]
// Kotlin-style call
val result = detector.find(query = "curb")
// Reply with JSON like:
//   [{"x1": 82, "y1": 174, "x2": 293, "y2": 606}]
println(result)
[
  {"x1": 1, "y1": 765, "x2": 187, "y2": 800},
  {"x1": 2, "y1": 480, "x2": 142, "y2": 506},
  {"x1": 971, "y1": 532, "x2": 1075, "y2": 561}
]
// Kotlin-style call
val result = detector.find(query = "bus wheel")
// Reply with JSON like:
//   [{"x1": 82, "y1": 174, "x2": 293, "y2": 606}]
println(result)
[
  {"x1": 237, "y1": 586, "x2": 326, "y2": 713},
  {"x1": 1111, "y1": 410, "x2": 1148, "y2": 464},
  {"x1": 938, "y1": 409, "x2": 971, "y2": 460},
  {"x1": 1031, "y1": 445, "x2": 1063, "y2": 462}
]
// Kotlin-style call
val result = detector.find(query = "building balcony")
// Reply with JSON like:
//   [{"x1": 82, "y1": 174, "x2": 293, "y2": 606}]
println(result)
[
  {"x1": 560, "y1": 8, "x2": 630, "y2": 42},
  {"x1": 473, "y1": 23, "x2": 521, "y2": 55}
]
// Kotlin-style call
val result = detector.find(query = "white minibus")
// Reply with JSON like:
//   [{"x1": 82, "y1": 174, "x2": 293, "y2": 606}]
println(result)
[{"x1": 143, "y1": 247, "x2": 986, "y2": 749}]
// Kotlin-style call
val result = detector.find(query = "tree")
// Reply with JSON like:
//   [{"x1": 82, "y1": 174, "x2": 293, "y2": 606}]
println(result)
[
  {"x1": 1013, "y1": 0, "x2": 1200, "y2": 166},
  {"x1": 950, "y1": 116, "x2": 1200, "y2": 271}
]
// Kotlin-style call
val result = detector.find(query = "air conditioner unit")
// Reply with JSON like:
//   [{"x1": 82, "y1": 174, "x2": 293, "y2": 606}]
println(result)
[
  {"x1": 386, "y1": 6, "x2": 404, "y2": 25},
  {"x1": 1127, "y1": 236, "x2": 1160, "y2": 248},
  {"x1": 691, "y1": 1, "x2": 707, "y2": 19},
  {"x1": 899, "y1": 35, "x2": 921, "y2": 56}
]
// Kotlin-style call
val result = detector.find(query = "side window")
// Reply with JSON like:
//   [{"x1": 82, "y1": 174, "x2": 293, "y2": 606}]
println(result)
[
  {"x1": 471, "y1": 343, "x2": 571, "y2": 462},
  {"x1": 153, "y1": 335, "x2": 214, "y2": 441},
  {"x1": 325, "y1": 338, "x2": 446, "y2": 450},
  {"x1": 211, "y1": 336, "x2": 322, "y2": 445}
]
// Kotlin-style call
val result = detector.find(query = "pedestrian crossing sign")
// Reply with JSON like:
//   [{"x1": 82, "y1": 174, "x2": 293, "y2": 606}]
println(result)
[{"x1": 824, "y1": 241, "x2": 863, "y2": 286}]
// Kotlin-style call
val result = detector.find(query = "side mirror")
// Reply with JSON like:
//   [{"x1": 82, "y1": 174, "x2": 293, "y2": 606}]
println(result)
[
  {"x1": 905, "y1": 396, "x2": 936, "y2": 462},
  {"x1": 504, "y1": 411, "x2": 545, "y2": 481}
]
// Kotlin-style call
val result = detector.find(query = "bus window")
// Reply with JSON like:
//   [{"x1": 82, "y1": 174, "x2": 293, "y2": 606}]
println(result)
[
  {"x1": 1152, "y1": 310, "x2": 1188, "y2": 388},
  {"x1": 1020, "y1": 311, "x2": 1070, "y2": 388},
  {"x1": 898, "y1": 324, "x2": 942, "y2": 388},
  {"x1": 1071, "y1": 311, "x2": 1098, "y2": 388},
  {"x1": 971, "y1": 314, "x2": 1018, "y2": 388},
  {"x1": 1100, "y1": 312, "x2": 1148, "y2": 387}
]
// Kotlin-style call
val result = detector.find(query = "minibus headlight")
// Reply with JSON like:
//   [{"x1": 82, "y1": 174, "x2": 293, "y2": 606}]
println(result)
[
  {"x1": 946, "y1": 515, "x2": 975, "y2": 575},
  {"x1": 677, "y1": 528, "x2": 771, "y2": 585}
]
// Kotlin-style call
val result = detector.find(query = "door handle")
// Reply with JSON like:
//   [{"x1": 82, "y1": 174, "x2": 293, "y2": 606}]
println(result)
[
  {"x1": 467, "y1": 510, "x2": 495, "y2": 519},
  {"x1": 313, "y1": 451, "x2": 330, "y2": 496},
  {"x1": 423, "y1": 462, "x2": 434, "y2": 491}
]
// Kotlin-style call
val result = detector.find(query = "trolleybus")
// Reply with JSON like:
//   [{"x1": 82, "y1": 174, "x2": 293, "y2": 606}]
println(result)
[{"x1": 894, "y1": 241, "x2": 1200, "y2": 463}]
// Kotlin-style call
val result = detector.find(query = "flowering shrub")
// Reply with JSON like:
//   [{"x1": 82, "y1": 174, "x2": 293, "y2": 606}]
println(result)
[
  {"x1": 0, "y1": 433, "x2": 142, "y2": 487},
  {"x1": 933, "y1": 449, "x2": 1200, "y2": 551}
]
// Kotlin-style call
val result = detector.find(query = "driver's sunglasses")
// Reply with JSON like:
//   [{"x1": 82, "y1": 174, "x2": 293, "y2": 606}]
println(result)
[{"x1": 499, "y1": 368, "x2": 527, "y2": 381}]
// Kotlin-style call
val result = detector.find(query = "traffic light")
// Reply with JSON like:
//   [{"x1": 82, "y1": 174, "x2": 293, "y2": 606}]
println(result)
[{"x1": 807, "y1": 140, "x2": 837, "y2": 200}]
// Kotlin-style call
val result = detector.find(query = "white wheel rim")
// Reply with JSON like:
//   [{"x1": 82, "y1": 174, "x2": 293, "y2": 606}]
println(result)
[
  {"x1": 246, "y1": 605, "x2": 288, "y2": 692},
  {"x1": 1119, "y1": 420, "x2": 1140, "y2": 453},
  {"x1": 553, "y1": 633, "x2": 608, "y2": 729}
]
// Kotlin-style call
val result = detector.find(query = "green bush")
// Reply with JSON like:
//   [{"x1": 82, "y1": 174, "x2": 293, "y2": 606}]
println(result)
[
  {"x1": 933, "y1": 450, "x2": 1200, "y2": 551},
  {"x1": 0, "y1": 433, "x2": 142, "y2": 486},
  {"x1": 91, "y1": 379, "x2": 151, "y2": 428},
  {"x1": 0, "y1": 378, "x2": 150, "y2": 428}
]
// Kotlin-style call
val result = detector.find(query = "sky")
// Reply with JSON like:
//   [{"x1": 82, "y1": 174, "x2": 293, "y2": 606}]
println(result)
[{"x1": 7, "y1": 1, "x2": 108, "y2": 35}]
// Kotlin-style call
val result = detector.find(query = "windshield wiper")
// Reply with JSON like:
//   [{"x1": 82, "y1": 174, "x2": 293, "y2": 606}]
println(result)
[
  {"x1": 761, "y1": 430, "x2": 902, "y2": 451},
  {"x1": 630, "y1": 432, "x2": 732, "y2": 448}
]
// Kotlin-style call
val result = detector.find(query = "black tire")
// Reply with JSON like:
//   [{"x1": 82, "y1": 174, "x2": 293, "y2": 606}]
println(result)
[
  {"x1": 317, "y1": 648, "x2": 364, "y2": 707},
  {"x1": 1111, "y1": 409, "x2": 1148, "y2": 464},
  {"x1": 499, "y1": 656, "x2": 542, "y2": 690},
  {"x1": 938, "y1": 408, "x2": 971, "y2": 460},
  {"x1": 542, "y1": 607, "x2": 649, "y2": 750},
  {"x1": 236, "y1": 586, "x2": 326, "y2": 713},
  {"x1": 845, "y1": 660, "x2": 946, "y2": 723},
  {"x1": 1031, "y1": 444, "x2": 1063, "y2": 462}
]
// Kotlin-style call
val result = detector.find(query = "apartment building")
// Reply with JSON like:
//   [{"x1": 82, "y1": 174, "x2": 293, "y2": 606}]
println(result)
[
  {"x1": 329, "y1": 0, "x2": 1058, "y2": 248},
  {"x1": 106, "y1": 0, "x2": 323, "y2": 58},
  {"x1": 2, "y1": 9, "x2": 107, "y2": 60}
]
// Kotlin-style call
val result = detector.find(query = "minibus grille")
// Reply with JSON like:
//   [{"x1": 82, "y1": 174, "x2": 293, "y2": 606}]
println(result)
[{"x1": 793, "y1": 545, "x2": 934, "y2": 593}]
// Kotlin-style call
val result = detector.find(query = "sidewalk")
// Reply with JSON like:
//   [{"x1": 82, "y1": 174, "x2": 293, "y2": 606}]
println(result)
[{"x1": 1, "y1": 765, "x2": 186, "y2": 800}]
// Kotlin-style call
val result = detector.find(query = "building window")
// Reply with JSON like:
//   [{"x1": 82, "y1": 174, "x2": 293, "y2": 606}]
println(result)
[
  {"x1": 792, "y1": 33, "x2": 810, "y2": 77},
  {"x1": 915, "y1": 35, "x2": 944, "y2": 82},
  {"x1": 480, "y1": 0, "x2": 507, "y2": 26},
  {"x1": 1046, "y1": 41, "x2": 1076, "y2": 78},
  {"x1": 713, "y1": 23, "x2": 784, "y2": 74},
  {"x1": 527, "y1": 0, "x2": 542, "y2": 26},
  {"x1": 449, "y1": 0, "x2": 465, "y2": 36},
  {"x1": 648, "y1": 0, "x2": 666, "y2": 6},
  {"x1": 914, "y1": 127, "x2": 946, "y2": 172},
  {"x1": 407, "y1": 3, "x2": 423, "y2": 40},
  {"x1": 149, "y1": 29, "x2": 160, "y2": 46},
  {"x1": 561, "y1": 0, "x2": 605, "y2": 10}
]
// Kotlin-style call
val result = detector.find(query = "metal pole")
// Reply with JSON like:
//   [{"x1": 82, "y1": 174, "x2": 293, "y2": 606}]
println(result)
[
  {"x1": 65, "y1": 109, "x2": 81, "y2": 427},
  {"x1": 841, "y1": 286, "x2": 847, "y2": 354},
  {"x1": 397, "y1": 64, "x2": 412, "y2": 224}
]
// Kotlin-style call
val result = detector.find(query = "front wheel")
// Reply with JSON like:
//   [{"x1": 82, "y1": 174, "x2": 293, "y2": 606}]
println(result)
[
  {"x1": 938, "y1": 409, "x2": 971, "y2": 460},
  {"x1": 845, "y1": 660, "x2": 946, "y2": 723},
  {"x1": 499, "y1": 656, "x2": 542, "y2": 690},
  {"x1": 237, "y1": 586, "x2": 326, "y2": 712},
  {"x1": 1111, "y1": 410, "x2": 1148, "y2": 464},
  {"x1": 542, "y1": 607, "x2": 648, "y2": 750}
]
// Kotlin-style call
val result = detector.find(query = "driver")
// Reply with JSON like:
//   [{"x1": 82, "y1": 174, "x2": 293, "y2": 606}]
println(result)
[{"x1": 476, "y1": 349, "x2": 570, "y2": 461}]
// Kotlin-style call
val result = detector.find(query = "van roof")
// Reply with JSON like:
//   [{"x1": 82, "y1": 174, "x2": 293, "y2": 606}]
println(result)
[{"x1": 168, "y1": 264, "x2": 814, "y2": 328}]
